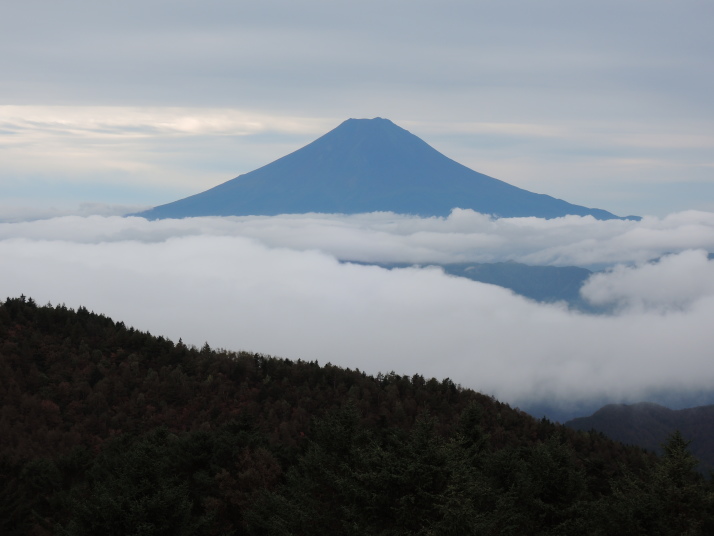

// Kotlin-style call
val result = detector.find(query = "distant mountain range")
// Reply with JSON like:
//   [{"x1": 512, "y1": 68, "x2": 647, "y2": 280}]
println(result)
[
  {"x1": 566, "y1": 402, "x2": 714, "y2": 471},
  {"x1": 136, "y1": 118, "x2": 635, "y2": 220}
]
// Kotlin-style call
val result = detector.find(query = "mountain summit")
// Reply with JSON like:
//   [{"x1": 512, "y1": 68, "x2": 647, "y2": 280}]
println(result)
[{"x1": 136, "y1": 117, "x2": 625, "y2": 220}]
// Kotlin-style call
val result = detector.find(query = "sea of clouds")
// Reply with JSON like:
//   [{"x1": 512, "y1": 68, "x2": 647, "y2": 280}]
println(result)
[{"x1": 2, "y1": 209, "x2": 714, "y2": 416}]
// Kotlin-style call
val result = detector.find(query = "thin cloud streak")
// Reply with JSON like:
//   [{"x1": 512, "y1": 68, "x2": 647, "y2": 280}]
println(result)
[
  {"x1": 0, "y1": 106, "x2": 332, "y2": 139},
  {"x1": 1, "y1": 212, "x2": 713, "y2": 410}
]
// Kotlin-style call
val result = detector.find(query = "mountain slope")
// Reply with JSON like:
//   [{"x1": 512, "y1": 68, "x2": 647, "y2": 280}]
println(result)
[
  {"x1": 566, "y1": 402, "x2": 714, "y2": 470},
  {"x1": 137, "y1": 118, "x2": 627, "y2": 220},
  {"x1": 441, "y1": 261, "x2": 595, "y2": 308}
]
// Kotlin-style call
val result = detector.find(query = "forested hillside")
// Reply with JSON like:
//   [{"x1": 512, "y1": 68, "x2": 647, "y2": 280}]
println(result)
[{"x1": 1, "y1": 296, "x2": 713, "y2": 535}]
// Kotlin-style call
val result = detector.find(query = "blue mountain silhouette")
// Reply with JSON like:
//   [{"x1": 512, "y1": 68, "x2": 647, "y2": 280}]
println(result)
[{"x1": 136, "y1": 117, "x2": 627, "y2": 220}]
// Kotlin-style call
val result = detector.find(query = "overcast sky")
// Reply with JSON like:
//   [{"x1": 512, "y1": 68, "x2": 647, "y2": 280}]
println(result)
[{"x1": 1, "y1": 0, "x2": 713, "y2": 217}]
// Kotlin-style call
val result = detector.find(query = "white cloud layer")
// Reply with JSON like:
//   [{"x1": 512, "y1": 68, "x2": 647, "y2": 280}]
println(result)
[
  {"x1": 2, "y1": 211, "x2": 713, "y2": 411},
  {"x1": 4, "y1": 209, "x2": 714, "y2": 267},
  {"x1": 582, "y1": 249, "x2": 714, "y2": 313}
]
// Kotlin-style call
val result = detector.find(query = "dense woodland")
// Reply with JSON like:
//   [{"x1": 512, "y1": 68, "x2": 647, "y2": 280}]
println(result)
[{"x1": 1, "y1": 296, "x2": 713, "y2": 535}]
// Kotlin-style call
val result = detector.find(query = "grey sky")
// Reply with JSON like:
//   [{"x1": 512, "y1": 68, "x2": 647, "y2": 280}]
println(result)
[{"x1": 1, "y1": 0, "x2": 713, "y2": 216}]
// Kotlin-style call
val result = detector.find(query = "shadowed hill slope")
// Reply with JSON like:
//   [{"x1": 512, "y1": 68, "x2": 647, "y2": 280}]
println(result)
[
  {"x1": 566, "y1": 402, "x2": 714, "y2": 471},
  {"x1": 137, "y1": 118, "x2": 629, "y2": 220}
]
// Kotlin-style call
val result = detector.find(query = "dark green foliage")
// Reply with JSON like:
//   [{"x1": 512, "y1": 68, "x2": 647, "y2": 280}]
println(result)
[
  {"x1": 1, "y1": 297, "x2": 713, "y2": 534},
  {"x1": 590, "y1": 431, "x2": 714, "y2": 536},
  {"x1": 247, "y1": 406, "x2": 458, "y2": 535},
  {"x1": 59, "y1": 429, "x2": 205, "y2": 536}
]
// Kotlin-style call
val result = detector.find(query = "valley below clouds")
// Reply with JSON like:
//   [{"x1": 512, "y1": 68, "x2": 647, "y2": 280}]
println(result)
[{"x1": 3, "y1": 209, "x2": 714, "y2": 417}]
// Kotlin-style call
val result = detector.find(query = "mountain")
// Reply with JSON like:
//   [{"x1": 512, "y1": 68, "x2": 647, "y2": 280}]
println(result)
[
  {"x1": 566, "y1": 402, "x2": 714, "y2": 471},
  {"x1": 136, "y1": 118, "x2": 630, "y2": 220}
]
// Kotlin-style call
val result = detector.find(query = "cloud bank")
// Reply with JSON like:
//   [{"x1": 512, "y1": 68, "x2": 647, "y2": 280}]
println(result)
[
  {"x1": 2, "y1": 211, "x2": 713, "y2": 414},
  {"x1": 4, "y1": 209, "x2": 714, "y2": 266}
]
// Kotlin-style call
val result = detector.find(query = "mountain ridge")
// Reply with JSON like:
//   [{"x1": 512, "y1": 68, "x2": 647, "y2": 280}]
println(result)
[
  {"x1": 136, "y1": 118, "x2": 632, "y2": 220},
  {"x1": 566, "y1": 401, "x2": 714, "y2": 471}
]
